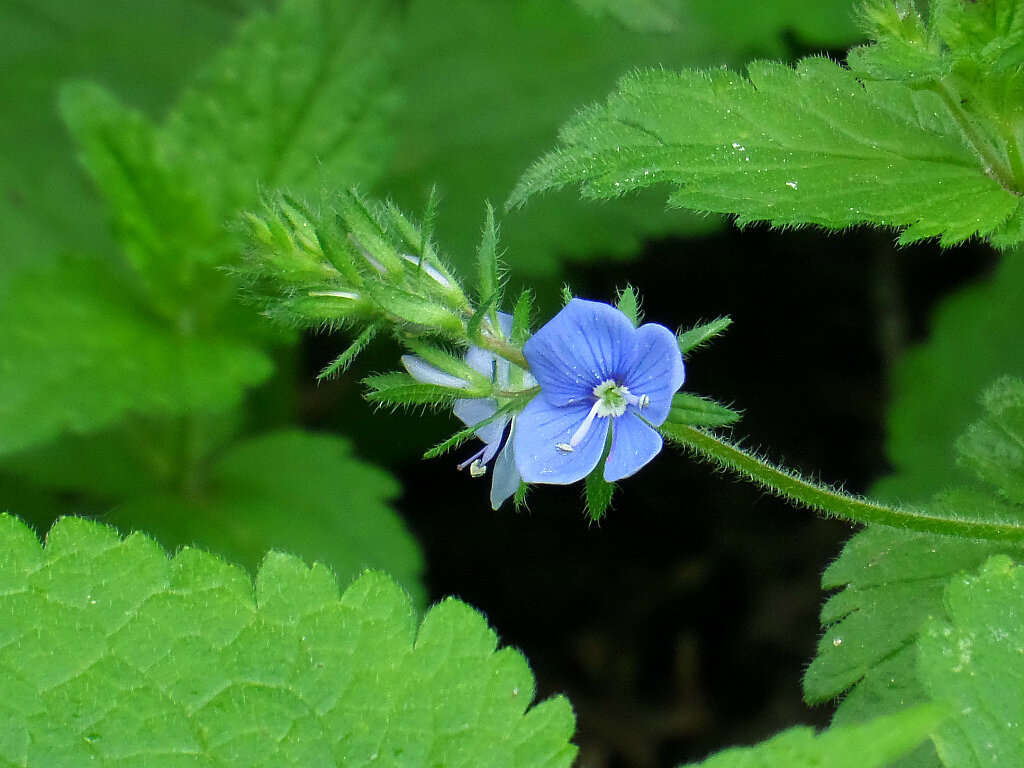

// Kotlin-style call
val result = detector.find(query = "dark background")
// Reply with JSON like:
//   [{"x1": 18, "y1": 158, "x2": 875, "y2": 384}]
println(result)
[{"x1": 302, "y1": 221, "x2": 997, "y2": 768}]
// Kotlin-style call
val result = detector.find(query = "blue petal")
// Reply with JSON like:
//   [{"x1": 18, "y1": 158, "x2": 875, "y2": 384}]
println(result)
[
  {"x1": 523, "y1": 298, "x2": 638, "y2": 407},
  {"x1": 453, "y1": 397, "x2": 507, "y2": 446},
  {"x1": 623, "y1": 323, "x2": 685, "y2": 425},
  {"x1": 604, "y1": 412, "x2": 664, "y2": 481},
  {"x1": 490, "y1": 440, "x2": 521, "y2": 509},
  {"x1": 401, "y1": 355, "x2": 472, "y2": 390},
  {"x1": 514, "y1": 396, "x2": 609, "y2": 484}
]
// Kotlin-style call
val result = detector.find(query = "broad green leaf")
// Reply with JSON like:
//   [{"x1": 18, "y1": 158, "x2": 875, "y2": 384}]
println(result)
[
  {"x1": 165, "y1": 0, "x2": 394, "y2": 214},
  {"x1": 678, "y1": 706, "x2": 938, "y2": 768},
  {"x1": 0, "y1": 256, "x2": 271, "y2": 456},
  {"x1": 919, "y1": 555, "x2": 1024, "y2": 767},
  {"x1": 388, "y1": 0, "x2": 735, "y2": 278},
  {"x1": 509, "y1": 58, "x2": 1020, "y2": 246},
  {"x1": 0, "y1": 0, "x2": 260, "y2": 265},
  {"x1": 59, "y1": 82, "x2": 225, "y2": 312},
  {"x1": 875, "y1": 253, "x2": 1024, "y2": 504},
  {"x1": 804, "y1": 525, "x2": 1023, "y2": 768},
  {"x1": 0, "y1": 513, "x2": 576, "y2": 767},
  {"x1": 107, "y1": 430, "x2": 423, "y2": 605}
]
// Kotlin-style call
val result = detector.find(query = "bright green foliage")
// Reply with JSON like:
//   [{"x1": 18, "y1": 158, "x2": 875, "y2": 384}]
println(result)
[
  {"x1": 876, "y1": 254, "x2": 1024, "y2": 503},
  {"x1": 166, "y1": 0, "x2": 393, "y2": 211},
  {"x1": 677, "y1": 706, "x2": 938, "y2": 768},
  {"x1": 107, "y1": 431, "x2": 424, "y2": 604},
  {"x1": 0, "y1": 257, "x2": 270, "y2": 456},
  {"x1": 808, "y1": 378, "x2": 1024, "y2": 766},
  {"x1": 918, "y1": 555, "x2": 1024, "y2": 767},
  {"x1": 0, "y1": 0, "x2": 260, "y2": 265},
  {"x1": 0, "y1": 514, "x2": 576, "y2": 767},
  {"x1": 678, "y1": 317, "x2": 733, "y2": 355},
  {"x1": 509, "y1": 55, "x2": 1019, "y2": 245}
]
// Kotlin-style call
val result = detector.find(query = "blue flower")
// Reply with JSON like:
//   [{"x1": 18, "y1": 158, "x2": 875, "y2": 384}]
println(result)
[
  {"x1": 514, "y1": 298, "x2": 685, "y2": 485},
  {"x1": 402, "y1": 313, "x2": 534, "y2": 508}
]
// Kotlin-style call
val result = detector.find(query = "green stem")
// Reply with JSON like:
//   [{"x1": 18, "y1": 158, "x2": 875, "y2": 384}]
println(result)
[
  {"x1": 661, "y1": 422, "x2": 1024, "y2": 542},
  {"x1": 477, "y1": 329, "x2": 530, "y2": 370}
]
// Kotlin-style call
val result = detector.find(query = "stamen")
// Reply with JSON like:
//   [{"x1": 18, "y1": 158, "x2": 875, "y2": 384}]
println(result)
[
  {"x1": 625, "y1": 392, "x2": 650, "y2": 409},
  {"x1": 468, "y1": 459, "x2": 487, "y2": 477},
  {"x1": 564, "y1": 400, "x2": 602, "y2": 449},
  {"x1": 458, "y1": 445, "x2": 488, "y2": 471}
]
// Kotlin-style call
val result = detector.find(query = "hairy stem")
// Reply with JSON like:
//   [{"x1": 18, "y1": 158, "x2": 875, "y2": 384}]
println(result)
[{"x1": 661, "y1": 423, "x2": 1024, "y2": 542}]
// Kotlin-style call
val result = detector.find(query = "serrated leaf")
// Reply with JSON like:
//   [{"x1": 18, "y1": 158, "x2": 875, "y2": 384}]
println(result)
[
  {"x1": 388, "y1": 0, "x2": 736, "y2": 278},
  {"x1": 615, "y1": 284, "x2": 641, "y2": 327},
  {"x1": 678, "y1": 706, "x2": 938, "y2": 768},
  {"x1": 107, "y1": 430, "x2": 424, "y2": 605},
  {"x1": 805, "y1": 525, "x2": 1023, "y2": 768},
  {"x1": 59, "y1": 82, "x2": 225, "y2": 311},
  {"x1": 0, "y1": 256, "x2": 271, "y2": 456},
  {"x1": 0, "y1": 513, "x2": 577, "y2": 767},
  {"x1": 509, "y1": 58, "x2": 1021, "y2": 246},
  {"x1": 918, "y1": 554, "x2": 1024, "y2": 767},
  {"x1": 875, "y1": 253, "x2": 1024, "y2": 504},
  {"x1": 165, "y1": 0, "x2": 394, "y2": 213}
]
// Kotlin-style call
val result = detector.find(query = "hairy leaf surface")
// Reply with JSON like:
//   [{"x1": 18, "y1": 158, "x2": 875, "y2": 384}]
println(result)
[
  {"x1": 917, "y1": 555, "x2": 1024, "y2": 767},
  {"x1": 509, "y1": 58, "x2": 1020, "y2": 245},
  {"x1": 0, "y1": 514, "x2": 576, "y2": 768}
]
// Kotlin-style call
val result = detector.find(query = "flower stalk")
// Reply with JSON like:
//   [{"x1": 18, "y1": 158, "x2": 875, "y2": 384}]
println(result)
[{"x1": 661, "y1": 422, "x2": 1024, "y2": 542}]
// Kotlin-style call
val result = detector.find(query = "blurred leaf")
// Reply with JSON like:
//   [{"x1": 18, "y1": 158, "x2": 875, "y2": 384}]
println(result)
[
  {"x1": 875, "y1": 254, "x2": 1024, "y2": 503},
  {"x1": 510, "y1": 59, "x2": 1019, "y2": 246},
  {"x1": 677, "y1": 705, "x2": 938, "y2": 768},
  {"x1": 166, "y1": 0, "x2": 395, "y2": 215},
  {"x1": 0, "y1": 513, "x2": 576, "y2": 767},
  {"x1": 686, "y1": 0, "x2": 862, "y2": 54},
  {"x1": 388, "y1": 0, "x2": 745, "y2": 278},
  {"x1": 0, "y1": 256, "x2": 271, "y2": 456},
  {"x1": 59, "y1": 82, "x2": 226, "y2": 312},
  {"x1": 108, "y1": 430, "x2": 424, "y2": 604},
  {"x1": 953, "y1": 376, "x2": 1024, "y2": 505},
  {"x1": 918, "y1": 554, "x2": 1024, "y2": 767},
  {"x1": 571, "y1": 0, "x2": 681, "y2": 33},
  {"x1": 0, "y1": 0, "x2": 261, "y2": 265}
]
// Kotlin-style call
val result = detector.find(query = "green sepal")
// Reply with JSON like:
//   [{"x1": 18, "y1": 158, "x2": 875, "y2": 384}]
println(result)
[
  {"x1": 403, "y1": 338, "x2": 493, "y2": 395},
  {"x1": 560, "y1": 284, "x2": 574, "y2": 306},
  {"x1": 514, "y1": 481, "x2": 530, "y2": 511},
  {"x1": 476, "y1": 202, "x2": 502, "y2": 321},
  {"x1": 467, "y1": 294, "x2": 501, "y2": 348},
  {"x1": 677, "y1": 316, "x2": 732, "y2": 355},
  {"x1": 615, "y1": 284, "x2": 642, "y2": 327},
  {"x1": 584, "y1": 427, "x2": 616, "y2": 521},
  {"x1": 318, "y1": 321, "x2": 382, "y2": 381},
  {"x1": 336, "y1": 188, "x2": 403, "y2": 273},
  {"x1": 363, "y1": 372, "x2": 464, "y2": 408},
  {"x1": 511, "y1": 289, "x2": 534, "y2": 346},
  {"x1": 367, "y1": 283, "x2": 465, "y2": 336},
  {"x1": 666, "y1": 392, "x2": 742, "y2": 428}
]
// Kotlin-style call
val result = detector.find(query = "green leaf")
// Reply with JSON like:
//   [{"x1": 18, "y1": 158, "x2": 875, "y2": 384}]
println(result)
[
  {"x1": 59, "y1": 82, "x2": 225, "y2": 312},
  {"x1": 678, "y1": 706, "x2": 939, "y2": 768},
  {"x1": 388, "y1": 0, "x2": 740, "y2": 278},
  {"x1": 0, "y1": 256, "x2": 271, "y2": 456},
  {"x1": 477, "y1": 202, "x2": 502, "y2": 314},
  {"x1": 317, "y1": 322, "x2": 382, "y2": 381},
  {"x1": 165, "y1": 0, "x2": 395, "y2": 213},
  {"x1": 804, "y1": 525, "x2": 1023, "y2": 768},
  {"x1": 933, "y1": 0, "x2": 1024, "y2": 59},
  {"x1": 571, "y1": 0, "x2": 681, "y2": 33},
  {"x1": 954, "y1": 376, "x2": 1024, "y2": 505},
  {"x1": 509, "y1": 58, "x2": 1021, "y2": 246},
  {"x1": 875, "y1": 254, "x2": 1024, "y2": 503},
  {"x1": 918, "y1": 555, "x2": 1024, "y2": 767},
  {"x1": 677, "y1": 316, "x2": 732, "y2": 355},
  {"x1": 107, "y1": 430, "x2": 424, "y2": 605},
  {"x1": 666, "y1": 393, "x2": 741, "y2": 428},
  {"x1": 0, "y1": 513, "x2": 577, "y2": 767}
]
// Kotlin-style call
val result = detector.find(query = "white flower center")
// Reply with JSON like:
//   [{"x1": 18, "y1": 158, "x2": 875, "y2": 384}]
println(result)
[{"x1": 556, "y1": 379, "x2": 650, "y2": 452}]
